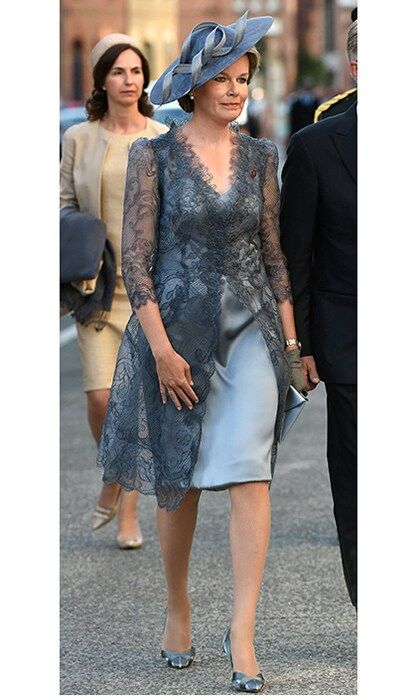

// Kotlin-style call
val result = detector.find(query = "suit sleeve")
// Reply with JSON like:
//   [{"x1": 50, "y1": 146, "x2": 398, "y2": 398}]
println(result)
[
  {"x1": 280, "y1": 133, "x2": 318, "y2": 356},
  {"x1": 60, "y1": 129, "x2": 79, "y2": 210}
]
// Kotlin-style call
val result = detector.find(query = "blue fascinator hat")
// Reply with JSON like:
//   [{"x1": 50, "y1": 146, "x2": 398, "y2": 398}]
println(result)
[{"x1": 150, "y1": 11, "x2": 273, "y2": 105}]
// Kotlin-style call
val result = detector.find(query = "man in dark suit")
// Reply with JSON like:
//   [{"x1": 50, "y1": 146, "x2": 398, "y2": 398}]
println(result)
[
  {"x1": 314, "y1": 7, "x2": 357, "y2": 124},
  {"x1": 280, "y1": 19, "x2": 358, "y2": 607}
]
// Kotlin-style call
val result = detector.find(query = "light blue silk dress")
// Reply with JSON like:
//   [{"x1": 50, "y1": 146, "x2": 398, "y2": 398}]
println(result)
[{"x1": 191, "y1": 280, "x2": 277, "y2": 490}]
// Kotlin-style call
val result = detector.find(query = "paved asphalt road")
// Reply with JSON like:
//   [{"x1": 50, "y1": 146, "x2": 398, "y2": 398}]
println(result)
[{"x1": 60, "y1": 320, "x2": 357, "y2": 695}]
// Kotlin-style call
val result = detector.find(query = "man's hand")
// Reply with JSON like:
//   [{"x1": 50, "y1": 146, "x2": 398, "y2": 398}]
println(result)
[{"x1": 301, "y1": 355, "x2": 321, "y2": 391}]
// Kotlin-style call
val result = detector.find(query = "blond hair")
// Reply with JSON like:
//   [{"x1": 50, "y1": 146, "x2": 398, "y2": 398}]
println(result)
[
  {"x1": 178, "y1": 47, "x2": 261, "y2": 113},
  {"x1": 347, "y1": 19, "x2": 357, "y2": 62}
]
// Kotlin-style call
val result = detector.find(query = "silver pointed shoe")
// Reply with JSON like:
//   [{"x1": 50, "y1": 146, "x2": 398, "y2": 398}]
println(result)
[
  {"x1": 223, "y1": 629, "x2": 266, "y2": 693},
  {"x1": 161, "y1": 609, "x2": 195, "y2": 668},
  {"x1": 161, "y1": 646, "x2": 196, "y2": 669}
]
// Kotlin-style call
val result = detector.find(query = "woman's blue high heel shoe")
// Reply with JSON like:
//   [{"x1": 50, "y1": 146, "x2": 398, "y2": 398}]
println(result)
[
  {"x1": 161, "y1": 610, "x2": 195, "y2": 669},
  {"x1": 161, "y1": 646, "x2": 195, "y2": 669},
  {"x1": 222, "y1": 628, "x2": 266, "y2": 693}
]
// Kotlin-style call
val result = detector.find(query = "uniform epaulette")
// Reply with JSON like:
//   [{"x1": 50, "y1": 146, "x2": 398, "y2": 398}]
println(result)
[{"x1": 313, "y1": 88, "x2": 357, "y2": 123}]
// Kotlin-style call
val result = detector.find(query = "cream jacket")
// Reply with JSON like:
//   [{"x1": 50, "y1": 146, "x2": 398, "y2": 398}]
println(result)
[
  {"x1": 60, "y1": 117, "x2": 168, "y2": 216},
  {"x1": 60, "y1": 118, "x2": 168, "y2": 293}
]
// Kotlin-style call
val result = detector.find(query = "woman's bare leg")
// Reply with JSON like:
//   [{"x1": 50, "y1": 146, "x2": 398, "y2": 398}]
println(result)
[
  {"x1": 228, "y1": 481, "x2": 271, "y2": 676},
  {"x1": 86, "y1": 388, "x2": 111, "y2": 445},
  {"x1": 118, "y1": 490, "x2": 142, "y2": 541},
  {"x1": 156, "y1": 489, "x2": 201, "y2": 651},
  {"x1": 87, "y1": 389, "x2": 140, "y2": 539},
  {"x1": 87, "y1": 389, "x2": 120, "y2": 507}
]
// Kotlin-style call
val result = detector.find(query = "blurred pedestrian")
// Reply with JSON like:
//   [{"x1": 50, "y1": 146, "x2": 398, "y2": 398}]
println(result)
[
  {"x1": 60, "y1": 34, "x2": 168, "y2": 549},
  {"x1": 288, "y1": 77, "x2": 320, "y2": 136},
  {"x1": 97, "y1": 12, "x2": 306, "y2": 691},
  {"x1": 280, "y1": 18, "x2": 358, "y2": 606},
  {"x1": 247, "y1": 88, "x2": 266, "y2": 138}
]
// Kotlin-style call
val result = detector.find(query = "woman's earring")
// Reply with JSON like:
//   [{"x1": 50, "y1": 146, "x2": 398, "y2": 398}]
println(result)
[
  {"x1": 102, "y1": 86, "x2": 107, "y2": 91},
  {"x1": 189, "y1": 93, "x2": 194, "y2": 100}
]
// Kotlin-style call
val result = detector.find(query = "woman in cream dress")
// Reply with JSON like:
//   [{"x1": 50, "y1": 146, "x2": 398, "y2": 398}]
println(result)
[{"x1": 60, "y1": 34, "x2": 168, "y2": 548}]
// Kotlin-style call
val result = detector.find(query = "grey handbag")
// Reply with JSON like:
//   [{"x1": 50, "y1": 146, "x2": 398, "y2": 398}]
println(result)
[
  {"x1": 60, "y1": 206, "x2": 106, "y2": 284},
  {"x1": 280, "y1": 385, "x2": 308, "y2": 441}
]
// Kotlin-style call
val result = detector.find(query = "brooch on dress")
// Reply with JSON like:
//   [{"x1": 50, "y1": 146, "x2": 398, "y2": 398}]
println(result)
[{"x1": 250, "y1": 169, "x2": 257, "y2": 178}]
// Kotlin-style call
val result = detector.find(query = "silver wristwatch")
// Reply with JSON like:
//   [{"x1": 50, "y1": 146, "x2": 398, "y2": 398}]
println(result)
[{"x1": 285, "y1": 338, "x2": 302, "y2": 349}]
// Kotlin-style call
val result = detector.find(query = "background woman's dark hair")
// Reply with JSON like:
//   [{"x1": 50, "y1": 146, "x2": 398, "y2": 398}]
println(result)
[{"x1": 86, "y1": 44, "x2": 153, "y2": 121}]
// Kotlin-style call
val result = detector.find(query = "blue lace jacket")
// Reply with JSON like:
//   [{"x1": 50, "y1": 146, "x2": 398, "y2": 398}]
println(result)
[{"x1": 97, "y1": 125, "x2": 292, "y2": 511}]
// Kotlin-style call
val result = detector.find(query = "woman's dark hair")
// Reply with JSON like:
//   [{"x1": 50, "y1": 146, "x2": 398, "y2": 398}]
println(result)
[
  {"x1": 86, "y1": 44, "x2": 153, "y2": 121},
  {"x1": 178, "y1": 48, "x2": 260, "y2": 113}
]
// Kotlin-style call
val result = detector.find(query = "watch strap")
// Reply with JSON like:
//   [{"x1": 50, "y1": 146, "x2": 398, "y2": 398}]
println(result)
[{"x1": 285, "y1": 338, "x2": 302, "y2": 349}]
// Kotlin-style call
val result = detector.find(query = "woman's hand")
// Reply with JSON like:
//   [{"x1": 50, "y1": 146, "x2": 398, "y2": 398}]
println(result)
[
  {"x1": 286, "y1": 348, "x2": 308, "y2": 396},
  {"x1": 155, "y1": 347, "x2": 199, "y2": 410}
]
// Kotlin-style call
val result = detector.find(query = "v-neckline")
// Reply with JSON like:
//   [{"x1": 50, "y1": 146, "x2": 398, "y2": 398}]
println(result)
[{"x1": 174, "y1": 125, "x2": 240, "y2": 198}]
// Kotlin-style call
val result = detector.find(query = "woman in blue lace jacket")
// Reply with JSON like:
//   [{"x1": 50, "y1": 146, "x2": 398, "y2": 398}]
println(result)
[{"x1": 97, "y1": 13, "x2": 306, "y2": 692}]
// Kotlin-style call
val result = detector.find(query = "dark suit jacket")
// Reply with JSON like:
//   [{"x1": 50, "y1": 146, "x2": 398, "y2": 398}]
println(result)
[{"x1": 280, "y1": 103, "x2": 357, "y2": 384}]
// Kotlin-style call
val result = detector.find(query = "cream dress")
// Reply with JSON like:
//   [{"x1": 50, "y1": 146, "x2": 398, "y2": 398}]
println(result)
[{"x1": 76, "y1": 118, "x2": 168, "y2": 391}]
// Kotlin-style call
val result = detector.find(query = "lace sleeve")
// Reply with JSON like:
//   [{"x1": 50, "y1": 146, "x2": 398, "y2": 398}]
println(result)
[
  {"x1": 122, "y1": 138, "x2": 160, "y2": 310},
  {"x1": 260, "y1": 141, "x2": 293, "y2": 304}
]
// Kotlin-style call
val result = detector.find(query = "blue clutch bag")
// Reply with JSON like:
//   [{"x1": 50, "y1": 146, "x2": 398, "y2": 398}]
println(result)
[
  {"x1": 60, "y1": 206, "x2": 107, "y2": 284},
  {"x1": 280, "y1": 385, "x2": 308, "y2": 442}
]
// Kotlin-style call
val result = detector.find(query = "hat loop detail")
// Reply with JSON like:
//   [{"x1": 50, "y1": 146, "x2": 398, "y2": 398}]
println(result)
[
  {"x1": 161, "y1": 12, "x2": 248, "y2": 103},
  {"x1": 152, "y1": 12, "x2": 272, "y2": 105}
]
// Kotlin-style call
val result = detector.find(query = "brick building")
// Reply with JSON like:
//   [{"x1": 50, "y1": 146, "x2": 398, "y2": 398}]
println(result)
[
  {"x1": 297, "y1": 0, "x2": 356, "y2": 91},
  {"x1": 60, "y1": 0, "x2": 128, "y2": 103},
  {"x1": 128, "y1": 0, "x2": 178, "y2": 80}
]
